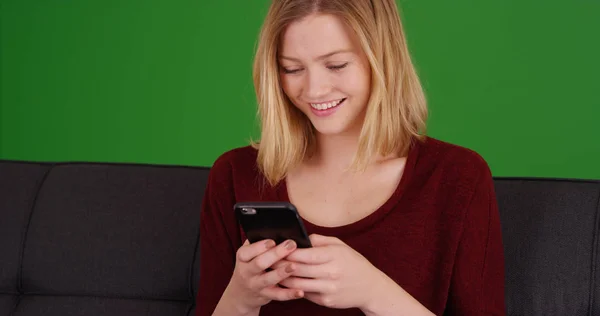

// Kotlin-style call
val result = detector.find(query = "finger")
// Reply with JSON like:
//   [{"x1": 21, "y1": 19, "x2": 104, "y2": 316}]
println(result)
[
  {"x1": 236, "y1": 239, "x2": 276, "y2": 262},
  {"x1": 270, "y1": 259, "x2": 292, "y2": 270},
  {"x1": 251, "y1": 262, "x2": 296, "y2": 290},
  {"x1": 249, "y1": 239, "x2": 298, "y2": 274},
  {"x1": 285, "y1": 247, "x2": 332, "y2": 264},
  {"x1": 309, "y1": 234, "x2": 344, "y2": 246},
  {"x1": 279, "y1": 276, "x2": 335, "y2": 293},
  {"x1": 261, "y1": 286, "x2": 304, "y2": 301},
  {"x1": 302, "y1": 293, "x2": 334, "y2": 308},
  {"x1": 287, "y1": 262, "x2": 335, "y2": 279}
]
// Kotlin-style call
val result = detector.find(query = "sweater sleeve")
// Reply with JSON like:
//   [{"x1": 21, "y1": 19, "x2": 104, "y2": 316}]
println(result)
[
  {"x1": 195, "y1": 155, "x2": 241, "y2": 316},
  {"x1": 445, "y1": 163, "x2": 506, "y2": 315}
]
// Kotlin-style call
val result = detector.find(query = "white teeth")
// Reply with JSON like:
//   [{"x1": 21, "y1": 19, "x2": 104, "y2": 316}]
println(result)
[{"x1": 310, "y1": 99, "x2": 344, "y2": 110}]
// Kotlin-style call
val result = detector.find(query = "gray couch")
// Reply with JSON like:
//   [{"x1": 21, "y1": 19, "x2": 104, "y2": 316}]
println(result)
[{"x1": 1, "y1": 160, "x2": 599, "y2": 315}]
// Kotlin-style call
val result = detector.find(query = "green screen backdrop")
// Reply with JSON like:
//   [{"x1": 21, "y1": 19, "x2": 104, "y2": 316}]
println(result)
[{"x1": 1, "y1": 0, "x2": 599, "y2": 179}]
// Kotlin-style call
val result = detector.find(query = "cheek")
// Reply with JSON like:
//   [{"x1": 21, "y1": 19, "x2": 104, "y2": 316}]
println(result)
[
  {"x1": 341, "y1": 73, "x2": 370, "y2": 98},
  {"x1": 280, "y1": 76, "x2": 300, "y2": 99},
  {"x1": 279, "y1": 76, "x2": 305, "y2": 111}
]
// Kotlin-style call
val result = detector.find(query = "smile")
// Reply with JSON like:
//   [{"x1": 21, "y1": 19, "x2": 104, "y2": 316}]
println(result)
[{"x1": 309, "y1": 98, "x2": 346, "y2": 111}]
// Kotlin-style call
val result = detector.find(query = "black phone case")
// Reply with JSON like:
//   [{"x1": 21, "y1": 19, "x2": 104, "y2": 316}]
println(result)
[{"x1": 234, "y1": 202, "x2": 312, "y2": 248}]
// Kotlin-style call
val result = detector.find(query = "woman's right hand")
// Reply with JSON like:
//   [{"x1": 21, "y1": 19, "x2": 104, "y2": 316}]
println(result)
[{"x1": 219, "y1": 238, "x2": 304, "y2": 314}]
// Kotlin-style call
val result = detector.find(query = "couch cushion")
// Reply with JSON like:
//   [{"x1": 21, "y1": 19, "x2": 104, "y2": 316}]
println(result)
[
  {"x1": 11, "y1": 295, "x2": 192, "y2": 316},
  {"x1": 0, "y1": 162, "x2": 51, "y2": 297},
  {"x1": 0, "y1": 161, "x2": 209, "y2": 316},
  {"x1": 0, "y1": 295, "x2": 17, "y2": 315},
  {"x1": 494, "y1": 178, "x2": 600, "y2": 316}
]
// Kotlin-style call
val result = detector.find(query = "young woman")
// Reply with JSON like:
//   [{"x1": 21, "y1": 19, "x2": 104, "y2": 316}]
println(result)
[{"x1": 196, "y1": 0, "x2": 505, "y2": 315}]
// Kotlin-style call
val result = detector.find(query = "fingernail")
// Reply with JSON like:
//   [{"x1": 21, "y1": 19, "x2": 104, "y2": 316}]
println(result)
[
  {"x1": 295, "y1": 290, "x2": 303, "y2": 298},
  {"x1": 284, "y1": 240, "x2": 296, "y2": 250},
  {"x1": 265, "y1": 240, "x2": 276, "y2": 249},
  {"x1": 285, "y1": 264, "x2": 294, "y2": 273}
]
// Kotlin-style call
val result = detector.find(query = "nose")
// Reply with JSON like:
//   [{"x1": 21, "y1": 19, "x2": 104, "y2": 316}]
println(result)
[{"x1": 304, "y1": 69, "x2": 330, "y2": 101}]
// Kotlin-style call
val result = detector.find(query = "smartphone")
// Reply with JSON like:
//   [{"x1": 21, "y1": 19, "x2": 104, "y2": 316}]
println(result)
[{"x1": 234, "y1": 201, "x2": 312, "y2": 248}]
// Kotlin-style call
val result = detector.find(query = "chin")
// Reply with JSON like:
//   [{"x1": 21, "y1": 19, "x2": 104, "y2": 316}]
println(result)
[
  {"x1": 309, "y1": 120, "x2": 356, "y2": 136},
  {"x1": 306, "y1": 113, "x2": 365, "y2": 138}
]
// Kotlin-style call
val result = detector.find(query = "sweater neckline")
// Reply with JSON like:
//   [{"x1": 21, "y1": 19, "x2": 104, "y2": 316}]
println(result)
[{"x1": 275, "y1": 138, "x2": 421, "y2": 237}]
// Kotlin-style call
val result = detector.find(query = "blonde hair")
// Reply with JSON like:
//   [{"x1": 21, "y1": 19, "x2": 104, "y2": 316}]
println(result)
[{"x1": 252, "y1": 0, "x2": 428, "y2": 186}]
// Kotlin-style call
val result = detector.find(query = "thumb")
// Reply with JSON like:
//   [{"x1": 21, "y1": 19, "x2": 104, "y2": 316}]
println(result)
[{"x1": 309, "y1": 234, "x2": 344, "y2": 246}]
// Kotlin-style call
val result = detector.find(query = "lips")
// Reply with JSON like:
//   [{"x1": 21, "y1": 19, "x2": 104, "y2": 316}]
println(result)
[{"x1": 308, "y1": 98, "x2": 346, "y2": 117}]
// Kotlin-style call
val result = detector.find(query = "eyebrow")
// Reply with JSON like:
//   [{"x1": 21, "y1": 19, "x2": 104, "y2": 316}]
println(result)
[{"x1": 279, "y1": 49, "x2": 352, "y2": 62}]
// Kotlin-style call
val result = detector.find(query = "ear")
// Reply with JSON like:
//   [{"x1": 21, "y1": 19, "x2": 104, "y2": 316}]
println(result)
[{"x1": 309, "y1": 234, "x2": 344, "y2": 246}]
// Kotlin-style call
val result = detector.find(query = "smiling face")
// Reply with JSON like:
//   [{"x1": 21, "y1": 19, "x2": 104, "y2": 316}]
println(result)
[{"x1": 278, "y1": 13, "x2": 372, "y2": 137}]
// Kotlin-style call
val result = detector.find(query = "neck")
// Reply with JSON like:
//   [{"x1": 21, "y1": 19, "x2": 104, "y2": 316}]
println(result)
[
  {"x1": 311, "y1": 132, "x2": 360, "y2": 171},
  {"x1": 308, "y1": 130, "x2": 402, "y2": 172}
]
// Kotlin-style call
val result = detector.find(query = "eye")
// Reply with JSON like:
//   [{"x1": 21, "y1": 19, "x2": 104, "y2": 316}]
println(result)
[
  {"x1": 280, "y1": 64, "x2": 303, "y2": 74},
  {"x1": 282, "y1": 67, "x2": 302, "y2": 74},
  {"x1": 328, "y1": 62, "x2": 348, "y2": 71}
]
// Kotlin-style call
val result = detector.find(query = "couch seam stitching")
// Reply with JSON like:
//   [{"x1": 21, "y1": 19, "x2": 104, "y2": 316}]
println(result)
[
  {"x1": 589, "y1": 183, "x2": 600, "y2": 316},
  {"x1": 8, "y1": 295, "x2": 20, "y2": 316},
  {"x1": 17, "y1": 165, "x2": 53, "y2": 289},
  {"x1": 185, "y1": 302, "x2": 194, "y2": 316},
  {"x1": 13, "y1": 163, "x2": 53, "y2": 315},
  {"x1": 188, "y1": 228, "x2": 201, "y2": 302}
]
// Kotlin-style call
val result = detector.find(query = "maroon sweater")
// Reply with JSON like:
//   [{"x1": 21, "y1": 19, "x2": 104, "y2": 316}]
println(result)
[{"x1": 196, "y1": 137, "x2": 505, "y2": 315}]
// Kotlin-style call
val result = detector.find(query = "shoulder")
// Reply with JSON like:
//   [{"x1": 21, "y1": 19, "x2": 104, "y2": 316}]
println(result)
[
  {"x1": 405, "y1": 137, "x2": 497, "y2": 235},
  {"x1": 207, "y1": 145, "x2": 262, "y2": 189},
  {"x1": 210, "y1": 145, "x2": 258, "y2": 173},
  {"x1": 415, "y1": 136, "x2": 488, "y2": 167},
  {"x1": 412, "y1": 136, "x2": 494, "y2": 193}
]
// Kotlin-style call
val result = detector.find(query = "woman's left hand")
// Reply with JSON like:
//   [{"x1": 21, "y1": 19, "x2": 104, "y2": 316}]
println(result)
[{"x1": 272, "y1": 234, "x2": 389, "y2": 310}]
